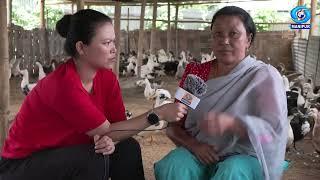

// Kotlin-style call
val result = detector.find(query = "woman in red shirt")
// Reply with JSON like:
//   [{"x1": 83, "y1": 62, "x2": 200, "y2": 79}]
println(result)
[{"x1": 0, "y1": 9, "x2": 187, "y2": 180}]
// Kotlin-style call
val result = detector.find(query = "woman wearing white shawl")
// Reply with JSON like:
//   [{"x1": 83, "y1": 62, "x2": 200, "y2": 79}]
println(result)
[{"x1": 155, "y1": 6, "x2": 287, "y2": 180}]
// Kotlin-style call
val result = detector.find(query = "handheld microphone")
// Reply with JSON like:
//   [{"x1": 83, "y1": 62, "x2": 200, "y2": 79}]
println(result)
[{"x1": 175, "y1": 74, "x2": 207, "y2": 109}]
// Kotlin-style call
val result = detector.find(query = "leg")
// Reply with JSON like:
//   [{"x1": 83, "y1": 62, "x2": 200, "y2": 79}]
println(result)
[
  {"x1": 109, "y1": 137, "x2": 145, "y2": 180},
  {"x1": 154, "y1": 147, "x2": 208, "y2": 180},
  {"x1": 0, "y1": 144, "x2": 108, "y2": 180},
  {"x1": 210, "y1": 155, "x2": 263, "y2": 180}
]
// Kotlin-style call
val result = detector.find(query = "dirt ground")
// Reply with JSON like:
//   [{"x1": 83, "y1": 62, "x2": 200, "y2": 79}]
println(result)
[{"x1": 8, "y1": 76, "x2": 320, "y2": 180}]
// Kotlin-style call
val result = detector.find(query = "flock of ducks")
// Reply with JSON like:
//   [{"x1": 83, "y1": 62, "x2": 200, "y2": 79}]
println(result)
[{"x1": 277, "y1": 63, "x2": 320, "y2": 154}]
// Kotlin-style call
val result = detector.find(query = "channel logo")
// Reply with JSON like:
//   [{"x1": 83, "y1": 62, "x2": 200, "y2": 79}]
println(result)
[{"x1": 290, "y1": 5, "x2": 311, "y2": 30}]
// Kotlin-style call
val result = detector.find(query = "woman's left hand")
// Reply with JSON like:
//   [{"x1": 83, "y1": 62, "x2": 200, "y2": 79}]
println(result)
[
  {"x1": 200, "y1": 112, "x2": 237, "y2": 136},
  {"x1": 94, "y1": 135, "x2": 115, "y2": 155}
]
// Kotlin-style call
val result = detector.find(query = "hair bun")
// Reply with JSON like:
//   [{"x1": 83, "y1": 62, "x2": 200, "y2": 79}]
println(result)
[{"x1": 56, "y1": 14, "x2": 72, "y2": 38}]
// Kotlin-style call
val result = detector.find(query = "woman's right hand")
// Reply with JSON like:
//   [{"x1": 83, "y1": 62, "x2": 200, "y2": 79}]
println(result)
[
  {"x1": 155, "y1": 102, "x2": 188, "y2": 122},
  {"x1": 190, "y1": 141, "x2": 220, "y2": 165}
]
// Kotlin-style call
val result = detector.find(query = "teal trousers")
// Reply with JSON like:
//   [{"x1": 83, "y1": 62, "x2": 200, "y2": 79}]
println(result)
[{"x1": 154, "y1": 147, "x2": 264, "y2": 180}]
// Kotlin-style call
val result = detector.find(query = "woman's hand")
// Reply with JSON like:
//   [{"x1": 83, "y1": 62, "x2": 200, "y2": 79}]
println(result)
[
  {"x1": 190, "y1": 141, "x2": 219, "y2": 165},
  {"x1": 201, "y1": 112, "x2": 238, "y2": 136},
  {"x1": 155, "y1": 102, "x2": 188, "y2": 122},
  {"x1": 94, "y1": 135, "x2": 115, "y2": 155}
]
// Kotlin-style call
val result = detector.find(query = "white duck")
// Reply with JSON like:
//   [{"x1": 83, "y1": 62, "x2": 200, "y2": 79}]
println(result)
[
  {"x1": 303, "y1": 82, "x2": 320, "y2": 100},
  {"x1": 158, "y1": 49, "x2": 169, "y2": 63},
  {"x1": 287, "y1": 115, "x2": 294, "y2": 148},
  {"x1": 291, "y1": 87, "x2": 305, "y2": 108},
  {"x1": 282, "y1": 75, "x2": 290, "y2": 92},
  {"x1": 20, "y1": 69, "x2": 37, "y2": 95},
  {"x1": 152, "y1": 89, "x2": 172, "y2": 108},
  {"x1": 35, "y1": 62, "x2": 46, "y2": 80},
  {"x1": 175, "y1": 51, "x2": 189, "y2": 79},
  {"x1": 11, "y1": 58, "x2": 22, "y2": 77},
  {"x1": 144, "y1": 78, "x2": 156, "y2": 100},
  {"x1": 126, "y1": 55, "x2": 137, "y2": 76},
  {"x1": 311, "y1": 108, "x2": 320, "y2": 153},
  {"x1": 168, "y1": 51, "x2": 175, "y2": 62},
  {"x1": 137, "y1": 89, "x2": 172, "y2": 142},
  {"x1": 201, "y1": 53, "x2": 212, "y2": 64}
]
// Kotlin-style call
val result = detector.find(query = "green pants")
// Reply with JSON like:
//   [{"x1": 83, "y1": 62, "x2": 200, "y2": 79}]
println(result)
[{"x1": 154, "y1": 147, "x2": 264, "y2": 180}]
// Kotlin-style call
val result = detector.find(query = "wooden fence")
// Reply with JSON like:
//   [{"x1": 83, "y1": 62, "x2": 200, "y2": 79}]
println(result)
[
  {"x1": 8, "y1": 24, "x2": 295, "y2": 74},
  {"x1": 8, "y1": 25, "x2": 65, "y2": 73}
]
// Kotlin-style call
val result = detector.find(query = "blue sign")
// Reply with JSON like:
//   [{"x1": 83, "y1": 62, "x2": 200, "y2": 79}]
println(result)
[{"x1": 290, "y1": 6, "x2": 311, "y2": 30}]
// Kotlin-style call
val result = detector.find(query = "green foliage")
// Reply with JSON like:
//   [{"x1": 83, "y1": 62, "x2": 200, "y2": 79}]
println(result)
[
  {"x1": 45, "y1": 7, "x2": 64, "y2": 30},
  {"x1": 11, "y1": 1, "x2": 64, "y2": 30},
  {"x1": 252, "y1": 10, "x2": 283, "y2": 32}
]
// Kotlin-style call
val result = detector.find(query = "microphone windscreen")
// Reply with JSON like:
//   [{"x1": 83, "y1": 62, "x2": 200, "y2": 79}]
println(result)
[{"x1": 183, "y1": 74, "x2": 207, "y2": 97}]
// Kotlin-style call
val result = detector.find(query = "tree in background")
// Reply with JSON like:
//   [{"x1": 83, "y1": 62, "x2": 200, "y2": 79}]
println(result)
[
  {"x1": 12, "y1": 0, "x2": 65, "y2": 30},
  {"x1": 252, "y1": 9, "x2": 286, "y2": 32}
]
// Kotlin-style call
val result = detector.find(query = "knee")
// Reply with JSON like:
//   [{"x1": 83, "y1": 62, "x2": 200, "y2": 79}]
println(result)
[
  {"x1": 112, "y1": 138, "x2": 142, "y2": 164},
  {"x1": 154, "y1": 147, "x2": 202, "y2": 175},
  {"x1": 213, "y1": 155, "x2": 263, "y2": 180}
]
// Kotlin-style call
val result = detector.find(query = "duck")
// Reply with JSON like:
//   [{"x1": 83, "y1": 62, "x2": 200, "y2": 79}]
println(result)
[
  {"x1": 20, "y1": 69, "x2": 37, "y2": 95},
  {"x1": 144, "y1": 78, "x2": 156, "y2": 100},
  {"x1": 291, "y1": 87, "x2": 305, "y2": 108},
  {"x1": 311, "y1": 108, "x2": 320, "y2": 154},
  {"x1": 35, "y1": 62, "x2": 46, "y2": 80}
]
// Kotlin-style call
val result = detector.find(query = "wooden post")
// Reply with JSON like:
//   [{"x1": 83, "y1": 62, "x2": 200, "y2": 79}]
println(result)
[
  {"x1": 298, "y1": 0, "x2": 304, "y2": 6},
  {"x1": 137, "y1": 0, "x2": 146, "y2": 77},
  {"x1": 175, "y1": 5, "x2": 179, "y2": 58},
  {"x1": 40, "y1": 0, "x2": 45, "y2": 29},
  {"x1": 127, "y1": 8, "x2": 130, "y2": 54},
  {"x1": 0, "y1": 0, "x2": 10, "y2": 148},
  {"x1": 167, "y1": 2, "x2": 171, "y2": 53},
  {"x1": 71, "y1": 2, "x2": 75, "y2": 13},
  {"x1": 298, "y1": 0, "x2": 305, "y2": 38},
  {"x1": 150, "y1": 0, "x2": 157, "y2": 54},
  {"x1": 310, "y1": 0, "x2": 317, "y2": 36},
  {"x1": 40, "y1": 0, "x2": 49, "y2": 64},
  {"x1": 114, "y1": 1, "x2": 121, "y2": 77},
  {"x1": 76, "y1": 0, "x2": 84, "y2": 11},
  {"x1": 6, "y1": 0, "x2": 12, "y2": 27}
]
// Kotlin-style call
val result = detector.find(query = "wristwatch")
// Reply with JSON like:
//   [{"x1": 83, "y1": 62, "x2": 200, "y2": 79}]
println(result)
[{"x1": 147, "y1": 111, "x2": 160, "y2": 125}]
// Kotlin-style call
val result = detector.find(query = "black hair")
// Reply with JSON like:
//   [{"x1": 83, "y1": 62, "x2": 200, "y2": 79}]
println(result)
[
  {"x1": 211, "y1": 6, "x2": 256, "y2": 46},
  {"x1": 56, "y1": 9, "x2": 112, "y2": 57}
]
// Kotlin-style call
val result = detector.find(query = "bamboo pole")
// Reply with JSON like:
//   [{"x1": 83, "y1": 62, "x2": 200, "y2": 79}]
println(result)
[
  {"x1": 76, "y1": 0, "x2": 84, "y2": 11},
  {"x1": 175, "y1": 4, "x2": 179, "y2": 58},
  {"x1": 0, "y1": 0, "x2": 10, "y2": 148},
  {"x1": 167, "y1": 2, "x2": 171, "y2": 54},
  {"x1": 40, "y1": 0, "x2": 50, "y2": 64},
  {"x1": 310, "y1": 0, "x2": 317, "y2": 36},
  {"x1": 137, "y1": 0, "x2": 146, "y2": 77},
  {"x1": 6, "y1": 0, "x2": 12, "y2": 27},
  {"x1": 150, "y1": 0, "x2": 157, "y2": 54},
  {"x1": 298, "y1": 0, "x2": 305, "y2": 38},
  {"x1": 127, "y1": 8, "x2": 130, "y2": 54},
  {"x1": 40, "y1": 0, "x2": 45, "y2": 29},
  {"x1": 114, "y1": 1, "x2": 121, "y2": 77}
]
